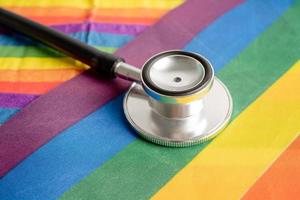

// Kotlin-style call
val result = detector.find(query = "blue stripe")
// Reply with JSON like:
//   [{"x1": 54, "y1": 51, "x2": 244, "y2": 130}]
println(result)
[
  {"x1": 0, "y1": 32, "x2": 134, "y2": 48},
  {"x1": 0, "y1": 96, "x2": 135, "y2": 200},
  {"x1": 0, "y1": 0, "x2": 293, "y2": 199},
  {"x1": 184, "y1": 0, "x2": 293, "y2": 71},
  {"x1": 0, "y1": 108, "x2": 19, "y2": 124}
]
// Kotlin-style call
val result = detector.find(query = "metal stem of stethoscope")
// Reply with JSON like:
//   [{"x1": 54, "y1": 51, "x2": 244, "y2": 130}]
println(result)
[{"x1": 0, "y1": 8, "x2": 233, "y2": 147}]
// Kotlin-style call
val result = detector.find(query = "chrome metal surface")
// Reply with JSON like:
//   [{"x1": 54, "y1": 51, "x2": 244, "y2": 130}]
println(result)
[
  {"x1": 149, "y1": 96, "x2": 204, "y2": 118},
  {"x1": 123, "y1": 78, "x2": 233, "y2": 147},
  {"x1": 148, "y1": 54, "x2": 205, "y2": 92},
  {"x1": 141, "y1": 51, "x2": 214, "y2": 105},
  {"x1": 114, "y1": 61, "x2": 141, "y2": 82}
]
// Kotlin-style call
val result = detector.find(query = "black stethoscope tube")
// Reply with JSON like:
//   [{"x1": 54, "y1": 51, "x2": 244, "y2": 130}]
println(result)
[{"x1": 0, "y1": 8, "x2": 123, "y2": 78}]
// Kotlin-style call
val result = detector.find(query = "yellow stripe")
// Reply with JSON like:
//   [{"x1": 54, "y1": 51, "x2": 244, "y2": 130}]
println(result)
[
  {"x1": 0, "y1": 0, "x2": 183, "y2": 9},
  {"x1": 0, "y1": 57, "x2": 87, "y2": 70},
  {"x1": 152, "y1": 61, "x2": 300, "y2": 200}
]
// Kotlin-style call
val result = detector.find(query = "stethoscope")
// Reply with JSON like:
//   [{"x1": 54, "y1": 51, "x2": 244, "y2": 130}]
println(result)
[{"x1": 0, "y1": 8, "x2": 232, "y2": 147}]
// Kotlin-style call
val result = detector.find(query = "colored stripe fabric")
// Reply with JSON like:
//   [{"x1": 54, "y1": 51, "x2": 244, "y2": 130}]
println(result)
[
  {"x1": 0, "y1": 0, "x2": 298, "y2": 199},
  {"x1": 6, "y1": 7, "x2": 169, "y2": 26},
  {"x1": 153, "y1": 61, "x2": 300, "y2": 199},
  {"x1": 0, "y1": 57, "x2": 86, "y2": 70},
  {"x1": 0, "y1": 81, "x2": 61, "y2": 95},
  {"x1": 243, "y1": 129, "x2": 300, "y2": 199},
  {"x1": 0, "y1": 93, "x2": 38, "y2": 108},
  {"x1": 0, "y1": 32, "x2": 134, "y2": 47},
  {"x1": 0, "y1": 45, "x2": 116, "y2": 57},
  {"x1": 0, "y1": 0, "x2": 183, "y2": 9},
  {"x1": 0, "y1": 0, "x2": 300, "y2": 199},
  {"x1": 0, "y1": 0, "x2": 241, "y2": 179},
  {"x1": 0, "y1": 23, "x2": 147, "y2": 35},
  {"x1": 51, "y1": 23, "x2": 148, "y2": 35},
  {"x1": 61, "y1": 1, "x2": 299, "y2": 199},
  {"x1": 0, "y1": 108, "x2": 19, "y2": 124},
  {"x1": 7, "y1": 7, "x2": 168, "y2": 19},
  {"x1": 0, "y1": 69, "x2": 84, "y2": 82},
  {"x1": 0, "y1": 95, "x2": 137, "y2": 200}
]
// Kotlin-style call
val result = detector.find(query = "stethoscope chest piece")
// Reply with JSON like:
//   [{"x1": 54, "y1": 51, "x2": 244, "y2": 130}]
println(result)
[{"x1": 123, "y1": 51, "x2": 232, "y2": 147}]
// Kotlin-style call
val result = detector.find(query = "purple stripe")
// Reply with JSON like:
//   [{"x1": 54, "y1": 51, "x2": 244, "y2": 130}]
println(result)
[
  {"x1": 51, "y1": 23, "x2": 148, "y2": 35},
  {"x1": 0, "y1": 23, "x2": 148, "y2": 36},
  {"x1": 0, "y1": 93, "x2": 38, "y2": 108},
  {"x1": 0, "y1": 0, "x2": 243, "y2": 177}
]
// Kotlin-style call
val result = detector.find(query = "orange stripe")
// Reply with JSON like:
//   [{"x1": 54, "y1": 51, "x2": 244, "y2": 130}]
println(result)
[
  {"x1": 0, "y1": 81, "x2": 61, "y2": 94},
  {"x1": 0, "y1": 69, "x2": 82, "y2": 82},
  {"x1": 5, "y1": 7, "x2": 167, "y2": 25},
  {"x1": 242, "y1": 134, "x2": 300, "y2": 200}
]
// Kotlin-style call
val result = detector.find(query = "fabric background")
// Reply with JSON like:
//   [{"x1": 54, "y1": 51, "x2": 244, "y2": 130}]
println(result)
[{"x1": 0, "y1": 0, "x2": 300, "y2": 199}]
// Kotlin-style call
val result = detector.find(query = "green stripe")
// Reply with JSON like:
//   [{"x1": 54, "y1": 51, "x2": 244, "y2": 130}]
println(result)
[
  {"x1": 94, "y1": 46, "x2": 117, "y2": 54},
  {"x1": 0, "y1": 46, "x2": 117, "y2": 57},
  {"x1": 60, "y1": 4, "x2": 300, "y2": 200}
]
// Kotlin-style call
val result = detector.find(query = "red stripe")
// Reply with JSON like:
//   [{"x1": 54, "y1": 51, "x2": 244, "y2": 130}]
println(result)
[
  {"x1": 27, "y1": 16, "x2": 159, "y2": 26},
  {"x1": 0, "y1": 81, "x2": 61, "y2": 95}
]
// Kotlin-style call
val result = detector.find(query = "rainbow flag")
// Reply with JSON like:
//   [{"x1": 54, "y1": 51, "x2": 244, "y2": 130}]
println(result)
[{"x1": 1, "y1": 0, "x2": 300, "y2": 199}]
